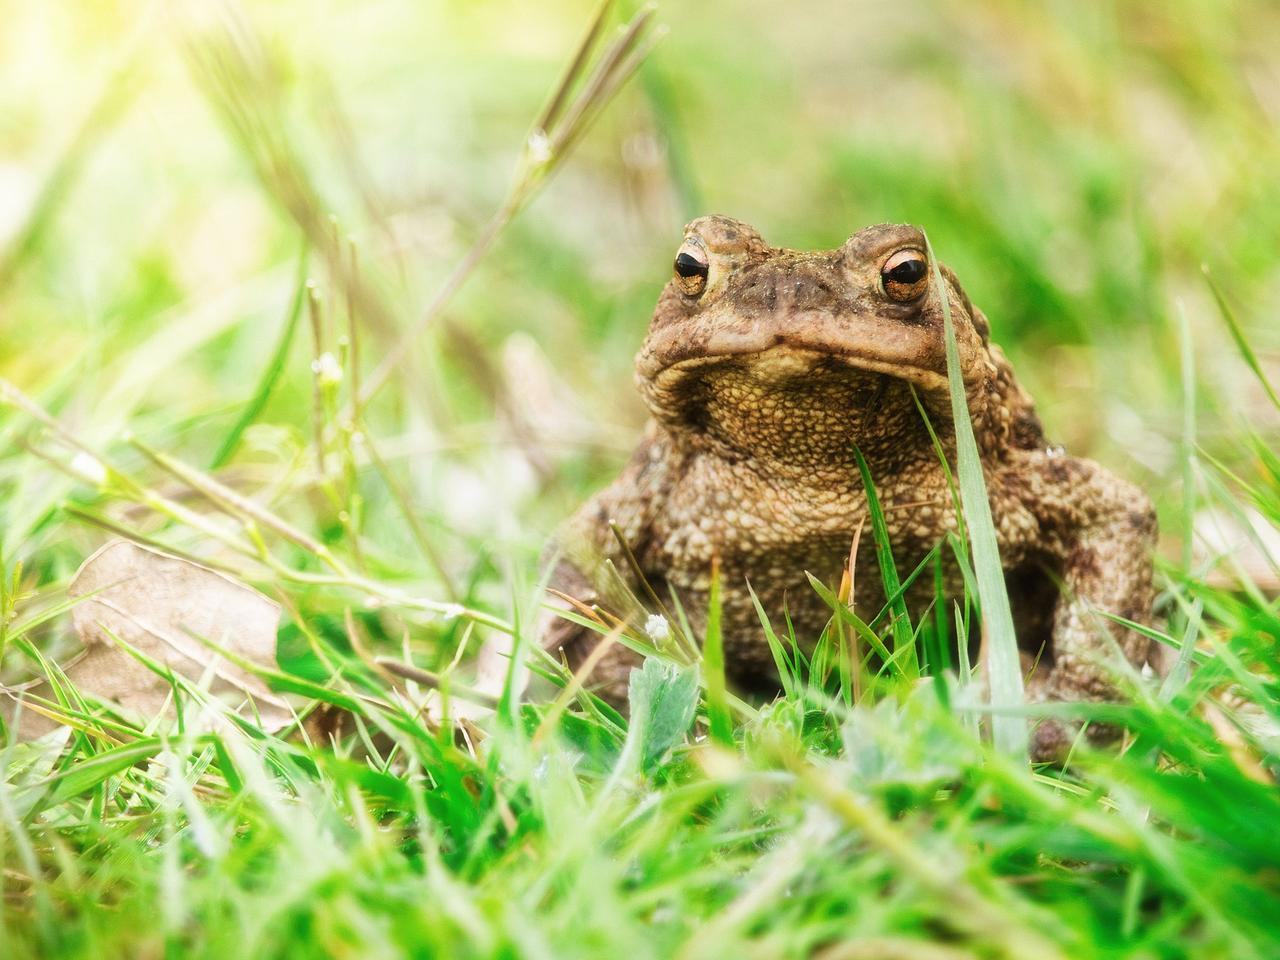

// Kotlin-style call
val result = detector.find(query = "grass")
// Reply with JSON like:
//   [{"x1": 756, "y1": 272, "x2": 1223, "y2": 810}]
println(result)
[
  {"x1": 2, "y1": 1, "x2": 1280, "y2": 958},
  {"x1": 925, "y1": 233, "x2": 1026, "y2": 759}
]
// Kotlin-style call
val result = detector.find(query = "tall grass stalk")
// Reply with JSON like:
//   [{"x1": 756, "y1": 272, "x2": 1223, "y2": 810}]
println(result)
[{"x1": 924, "y1": 234, "x2": 1026, "y2": 759}]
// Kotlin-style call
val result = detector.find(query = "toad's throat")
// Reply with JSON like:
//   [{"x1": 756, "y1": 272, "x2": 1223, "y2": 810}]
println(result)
[{"x1": 652, "y1": 348, "x2": 942, "y2": 465}]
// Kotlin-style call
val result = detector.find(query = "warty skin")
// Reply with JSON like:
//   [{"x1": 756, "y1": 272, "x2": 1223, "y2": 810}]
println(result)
[{"x1": 541, "y1": 215, "x2": 1156, "y2": 759}]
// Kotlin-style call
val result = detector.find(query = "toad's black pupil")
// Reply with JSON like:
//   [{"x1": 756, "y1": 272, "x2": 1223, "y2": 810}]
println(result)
[
  {"x1": 885, "y1": 258, "x2": 926, "y2": 284},
  {"x1": 674, "y1": 251, "x2": 708, "y2": 278}
]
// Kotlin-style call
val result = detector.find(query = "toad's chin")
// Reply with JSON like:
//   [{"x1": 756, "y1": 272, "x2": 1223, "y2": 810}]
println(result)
[{"x1": 637, "y1": 346, "x2": 946, "y2": 466}]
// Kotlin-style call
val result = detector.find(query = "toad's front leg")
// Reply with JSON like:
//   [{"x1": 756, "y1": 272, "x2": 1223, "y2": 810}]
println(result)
[{"x1": 1014, "y1": 454, "x2": 1157, "y2": 759}]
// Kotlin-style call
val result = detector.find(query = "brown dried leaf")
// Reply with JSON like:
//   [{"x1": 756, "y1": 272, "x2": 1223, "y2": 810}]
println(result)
[{"x1": 4, "y1": 539, "x2": 289, "y2": 739}]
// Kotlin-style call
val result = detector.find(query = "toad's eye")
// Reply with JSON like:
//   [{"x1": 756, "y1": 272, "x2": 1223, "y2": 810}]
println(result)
[
  {"x1": 881, "y1": 249, "x2": 929, "y2": 301},
  {"x1": 673, "y1": 243, "x2": 709, "y2": 297}
]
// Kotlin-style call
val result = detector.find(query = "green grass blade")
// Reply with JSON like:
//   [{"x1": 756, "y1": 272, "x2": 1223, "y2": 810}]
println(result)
[
  {"x1": 210, "y1": 245, "x2": 309, "y2": 468},
  {"x1": 924, "y1": 232, "x2": 1026, "y2": 760},
  {"x1": 929, "y1": 548, "x2": 952, "y2": 670},
  {"x1": 853, "y1": 447, "x2": 918, "y2": 677},
  {"x1": 748, "y1": 581, "x2": 797, "y2": 699},
  {"x1": 1204, "y1": 266, "x2": 1280, "y2": 412},
  {"x1": 805, "y1": 573, "x2": 896, "y2": 666},
  {"x1": 702, "y1": 561, "x2": 733, "y2": 746},
  {"x1": 1159, "y1": 597, "x2": 1203, "y2": 703},
  {"x1": 15, "y1": 738, "x2": 166, "y2": 818}
]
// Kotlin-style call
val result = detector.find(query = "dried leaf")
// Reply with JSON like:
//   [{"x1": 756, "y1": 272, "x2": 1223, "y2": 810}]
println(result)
[{"x1": 4, "y1": 539, "x2": 289, "y2": 739}]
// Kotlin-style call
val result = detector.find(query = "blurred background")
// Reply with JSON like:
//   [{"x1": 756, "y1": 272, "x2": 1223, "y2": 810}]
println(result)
[{"x1": 2, "y1": 0, "x2": 1279, "y2": 665}]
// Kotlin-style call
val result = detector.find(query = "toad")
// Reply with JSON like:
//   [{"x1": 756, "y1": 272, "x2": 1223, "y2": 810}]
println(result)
[{"x1": 541, "y1": 216, "x2": 1156, "y2": 759}]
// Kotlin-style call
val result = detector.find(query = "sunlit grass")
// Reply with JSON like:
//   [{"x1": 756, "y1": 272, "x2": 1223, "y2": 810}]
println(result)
[{"x1": 2, "y1": 1, "x2": 1279, "y2": 958}]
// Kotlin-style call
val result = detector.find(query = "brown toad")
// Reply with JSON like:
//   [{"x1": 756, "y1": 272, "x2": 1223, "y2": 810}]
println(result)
[{"x1": 541, "y1": 215, "x2": 1156, "y2": 759}]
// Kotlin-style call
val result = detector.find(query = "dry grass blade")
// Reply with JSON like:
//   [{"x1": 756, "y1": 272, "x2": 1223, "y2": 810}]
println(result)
[
  {"x1": 532, "y1": 622, "x2": 626, "y2": 746},
  {"x1": 549, "y1": 13, "x2": 666, "y2": 164},
  {"x1": 182, "y1": 6, "x2": 403, "y2": 369},
  {"x1": 375, "y1": 656, "x2": 500, "y2": 710},
  {"x1": 306, "y1": 280, "x2": 330, "y2": 477},
  {"x1": 4, "y1": 376, "x2": 508, "y2": 633},
  {"x1": 534, "y1": 0, "x2": 615, "y2": 135},
  {"x1": 126, "y1": 435, "x2": 336, "y2": 568},
  {"x1": 355, "y1": 3, "x2": 663, "y2": 410},
  {"x1": 62, "y1": 506, "x2": 242, "y2": 575}
]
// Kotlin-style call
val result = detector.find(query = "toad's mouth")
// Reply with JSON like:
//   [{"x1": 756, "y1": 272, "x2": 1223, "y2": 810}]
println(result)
[
  {"x1": 635, "y1": 307, "x2": 970, "y2": 404},
  {"x1": 649, "y1": 345, "x2": 950, "y2": 394}
]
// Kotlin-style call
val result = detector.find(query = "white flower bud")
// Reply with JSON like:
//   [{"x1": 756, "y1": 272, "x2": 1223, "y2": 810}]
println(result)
[
  {"x1": 644, "y1": 614, "x2": 671, "y2": 644},
  {"x1": 70, "y1": 451, "x2": 108, "y2": 487},
  {"x1": 311, "y1": 352, "x2": 343, "y2": 386},
  {"x1": 527, "y1": 129, "x2": 552, "y2": 164}
]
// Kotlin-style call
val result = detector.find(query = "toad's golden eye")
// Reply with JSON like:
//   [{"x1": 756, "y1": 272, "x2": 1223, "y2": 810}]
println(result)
[
  {"x1": 673, "y1": 242, "x2": 709, "y2": 297},
  {"x1": 880, "y1": 248, "x2": 929, "y2": 301}
]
